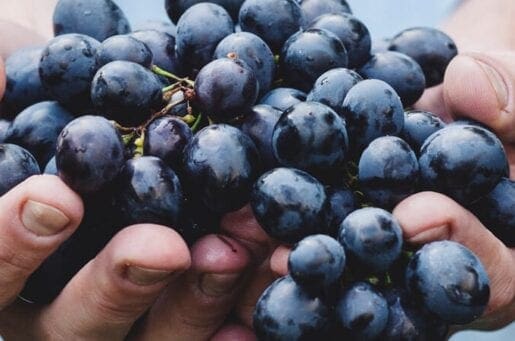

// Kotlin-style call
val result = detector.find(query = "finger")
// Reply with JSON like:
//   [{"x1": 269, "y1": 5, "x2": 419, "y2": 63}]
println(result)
[
  {"x1": 0, "y1": 175, "x2": 83, "y2": 309},
  {"x1": 443, "y1": 52, "x2": 515, "y2": 142},
  {"x1": 393, "y1": 192, "x2": 515, "y2": 318},
  {"x1": 211, "y1": 323, "x2": 256, "y2": 341},
  {"x1": 135, "y1": 234, "x2": 251, "y2": 340},
  {"x1": 414, "y1": 85, "x2": 454, "y2": 123},
  {"x1": 0, "y1": 56, "x2": 5, "y2": 100},
  {"x1": 37, "y1": 224, "x2": 191, "y2": 340},
  {"x1": 270, "y1": 245, "x2": 290, "y2": 277}
]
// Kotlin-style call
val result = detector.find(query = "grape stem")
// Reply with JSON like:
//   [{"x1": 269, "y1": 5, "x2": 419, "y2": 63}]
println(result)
[{"x1": 152, "y1": 65, "x2": 195, "y2": 87}]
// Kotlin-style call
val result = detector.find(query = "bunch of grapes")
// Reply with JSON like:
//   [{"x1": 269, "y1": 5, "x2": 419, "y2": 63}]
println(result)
[{"x1": 0, "y1": 0, "x2": 512, "y2": 339}]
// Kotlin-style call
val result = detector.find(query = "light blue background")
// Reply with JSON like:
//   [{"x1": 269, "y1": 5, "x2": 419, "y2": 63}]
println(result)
[{"x1": 113, "y1": 1, "x2": 513, "y2": 340}]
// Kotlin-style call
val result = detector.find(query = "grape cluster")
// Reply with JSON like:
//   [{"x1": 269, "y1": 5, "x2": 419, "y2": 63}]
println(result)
[{"x1": 0, "y1": 0, "x2": 510, "y2": 338}]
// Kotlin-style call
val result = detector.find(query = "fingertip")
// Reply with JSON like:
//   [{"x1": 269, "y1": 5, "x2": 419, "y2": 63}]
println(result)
[
  {"x1": 211, "y1": 324, "x2": 256, "y2": 341},
  {"x1": 270, "y1": 245, "x2": 290, "y2": 276},
  {"x1": 0, "y1": 56, "x2": 5, "y2": 100},
  {"x1": 190, "y1": 234, "x2": 251, "y2": 273}
]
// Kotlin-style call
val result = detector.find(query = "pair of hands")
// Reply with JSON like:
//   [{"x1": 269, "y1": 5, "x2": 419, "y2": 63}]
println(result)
[{"x1": 0, "y1": 52, "x2": 514, "y2": 341}]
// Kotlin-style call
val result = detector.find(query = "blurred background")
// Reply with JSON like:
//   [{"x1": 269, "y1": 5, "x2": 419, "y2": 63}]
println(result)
[{"x1": 113, "y1": 1, "x2": 512, "y2": 340}]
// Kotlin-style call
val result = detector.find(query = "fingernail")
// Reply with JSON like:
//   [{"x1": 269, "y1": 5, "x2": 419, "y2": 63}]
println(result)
[
  {"x1": 472, "y1": 58, "x2": 509, "y2": 108},
  {"x1": 407, "y1": 225, "x2": 450, "y2": 244},
  {"x1": 199, "y1": 273, "x2": 242, "y2": 297},
  {"x1": 21, "y1": 200, "x2": 70, "y2": 236},
  {"x1": 126, "y1": 266, "x2": 172, "y2": 286}
]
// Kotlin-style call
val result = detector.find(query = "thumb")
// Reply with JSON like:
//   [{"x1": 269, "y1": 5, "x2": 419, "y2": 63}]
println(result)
[
  {"x1": 443, "y1": 51, "x2": 515, "y2": 142},
  {"x1": 393, "y1": 192, "x2": 515, "y2": 329}
]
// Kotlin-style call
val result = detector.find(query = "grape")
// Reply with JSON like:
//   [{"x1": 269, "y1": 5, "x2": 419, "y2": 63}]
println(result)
[
  {"x1": 325, "y1": 185, "x2": 358, "y2": 236},
  {"x1": 44, "y1": 156, "x2": 58, "y2": 175},
  {"x1": 134, "y1": 20, "x2": 176, "y2": 37},
  {"x1": 91, "y1": 61, "x2": 163, "y2": 126},
  {"x1": 194, "y1": 57, "x2": 258, "y2": 122},
  {"x1": 402, "y1": 110, "x2": 446, "y2": 153},
  {"x1": 0, "y1": 120, "x2": 10, "y2": 143},
  {"x1": 39, "y1": 34, "x2": 100, "y2": 109},
  {"x1": 338, "y1": 207, "x2": 403, "y2": 273},
  {"x1": 259, "y1": 87, "x2": 306, "y2": 112},
  {"x1": 143, "y1": 116, "x2": 193, "y2": 171},
  {"x1": 2, "y1": 47, "x2": 49, "y2": 116},
  {"x1": 130, "y1": 30, "x2": 180, "y2": 74},
  {"x1": 53, "y1": 0, "x2": 130, "y2": 42},
  {"x1": 405, "y1": 240, "x2": 490, "y2": 324},
  {"x1": 419, "y1": 124, "x2": 508, "y2": 205},
  {"x1": 307, "y1": 68, "x2": 362, "y2": 115},
  {"x1": 253, "y1": 276, "x2": 330, "y2": 340},
  {"x1": 214, "y1": 32, "x2": 275, "y2": 95},
  {"x1": 0, "y1": 144, "x2": 40, "y2": 196},
  {"x1": 389, "y1": 27, "x2": 458, "y2": 87},
  {"x1": 239, "y1": 0, "x2": 305, "y2": 52},
  {"x1": 336, "y1": 282, "x2": 389, "y2": 340},
  {"x1": 182, "y1": 124, "x2": 261, "y2": 213},
  {"x1": 240, "y1": 104, "x2": 282, "y2": 170},
  {"x1": 300, "y1": 0, "x2": 352, "y2": 25},
  {"x1": 288, "y1": 234, "x2": 346, "y2": 296},
  {"x1": 250, "y1": 167, "x2": 327, "y2": 243},
  {"x1": 113, "y1": 156, "x2": 183, "y2": 228},
  {"x1": 56, "y1": 115, "x2": 125, "y2": 194},
  {"x1": 272, "y1": 101, "x2": 348, "y2": 176},
  {"x1": 472, "y1": 178, "x2": 515, "y2": 247},
  {"x1": 97, "y1": 35, "x2": 153, "y2": 68},
  {"x1": 342, "y1": 79, "x2": 404, "y2": 154},
  {"x1": 371, "y1": 38, "x2": 391, "y2": 54},
  {"x1": 281, "y1": 28, "x2": 348, "y2": 92},
  {"x1": 4, "y1": 101, "x2": 74, "y2": 168},
  {"x1": 176, "y1": 3, "x2": 234, "y2": 73},
  {"x1": 165, "y1": 0, "x2": 245, "y2": 23},
  {"x1": 359, "y1": 51, "x2": 426, "y2": 106},
  {"x1": 358, "y1": 136, "x2": 419, "y2": 210},
  {"x1": 309, "y1": 13, "x2": 371, "y2": 68}
]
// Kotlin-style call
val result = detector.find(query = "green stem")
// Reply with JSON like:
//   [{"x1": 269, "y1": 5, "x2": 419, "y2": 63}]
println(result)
[
  {"x1": 152, "y1": 65, "x2": 194, "y2": 87},
  {"x1": 133, "y1": 131, "x2": 145, "y2": 157},
  {"x1": 190, "y1": 113, "x2": 203, "y2": 132}
]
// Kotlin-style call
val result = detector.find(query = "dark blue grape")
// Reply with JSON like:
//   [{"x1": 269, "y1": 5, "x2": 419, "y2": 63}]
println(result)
[
  {"x1": 44, "y1": 156, "x2": 58, "y2": 175},
  {"x1": 4, "y1": 101, "x2": 74, "y2": 168},
  {"x1": 300, "y1": 0, "x2": 352, "y2": 25},
  {"x1": 143, "y1": 115, "x2": 192, "y2": 171},
  {"x1": 419, "y1": 124, "x2": 508, "y2": 205},
  {"x1": 53, "y1": 0, "x2": 130, "y2": 42},
  {"x1": 338, "y1": 207, "x2": 403, "y2": 273},
  {"x1": 56, "y1": 115, "x2": 125, "y2": 194},
  {"x1": 240, "y1": 104, "x2": 282, "y2": 170},
  {"x1": 2, "y1": 46, "x2": 49, "y2": 116},
  {"x1": 239, "y1": 0, "x2": 305, "y2": 52},
  {"x1": 281, "y1": 28, "x2": 348, "y2": 92},
  {"x1": 358, "y1": 136, "x2": 419, "y2": 210},
  {"x1": 180, "y1": 198, "x2": 222, "y2": 245},
  {"x1": 113, "y1": 156, "x2": 183, "y2": 228},
  {"x1": 309, "y1": 13, "x2": 371, "y2": 68},
  {"x1": 91, "y1": 61, "x2": 163, "y2": 126},
  {"x1": 325, "y1": 185, "x2": 358, "y2": 236},
  {"x1": 288, "y1": 234, "x2": 345, "y2": 295},
  {"x1": 272, "y1": 101, "x2": 348, "y2": 176},
  {"x1": 402, "y1": 110, "x2": 446, "y2": 153},
  {"x1": 39, "y1": 34, "x2": 100, "y2": 109},
  {"x1": 253, "y1": 276, "x2": 330, "y2": 340},
  {"x1": 250, "y1": 167, "x2": 327, "y2": 243},
  {"x1": 359, "y1": 51, "x2": 426, "y2": 106},
  {"x1": 336, "y1": 282, "x2": 388, "y2": 340},
  {"x1": 471, "y1": 178, "x2": 515, "y2": 247},
  {"x1": 194, "y1": 57, "x2": 258, "y2": 122},
  {"x1": 382, "y1": 287, "x2": 449, "y2": 340},
  {"x1": 176, "y1": 3, "x2": 234, "y2": 73},
  {"x1": 259, "y1": 87, "x2": 306, "y2": 112},
  {"x1": 96, "y1": 35, "x2": 153, "y2": 67},
  {"x1": 214, "y1": 32, "x2": 275, "y2": 95},
  {"x1": 165, "y1": 0, "x2": 245, "y2": 23},
  {"x1": 306, "y1": 68, "x2": 362, "y2": 115},
  {"x1": 389, "y1": 27, "x2": 458, "y2": 87},
  {"x1": 182, "y1": 124, "x2": 261, "y2": 213},
  {"x1": 0, "y1": 120, "x2": 11, "y2": 143},
  {"x1": 342, "y1": 79, "x2": 404, "y2": 154},
  {"x1": 405, "y1": 240, "x2": 490, "y2": 324},
  {"x1": 134, "y1": 20, "x2": 176, "y2": 37},
  {"x1": 0, "y1": 144, "x2": 40, "y2": 196},
  {"x1": 130, "y1": 30, "x2": 180, "y2": 74}
]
